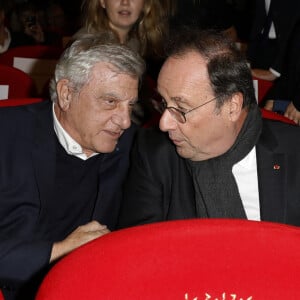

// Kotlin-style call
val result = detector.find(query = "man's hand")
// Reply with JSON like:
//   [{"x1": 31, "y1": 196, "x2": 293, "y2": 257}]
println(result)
[
  {"x1": 284, "y1": 101, "x2": 300, "y2": 125},
  {"x1": 24, "y1": 22, "x2": 45, "y2": 43},
  {"x1": 50, "y1": 221, "x2": 110, "y2": 263},
  {"x1": 264, "y1": 99, "x2": 274, "y2": 111}
]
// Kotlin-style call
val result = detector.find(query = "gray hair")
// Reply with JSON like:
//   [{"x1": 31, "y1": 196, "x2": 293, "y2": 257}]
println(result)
[{"x1": 49, "y1": 34, "x2": 146, "y2": 103}]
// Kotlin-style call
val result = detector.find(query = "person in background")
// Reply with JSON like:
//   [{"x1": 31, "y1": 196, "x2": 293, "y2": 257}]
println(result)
[
  {"x1": 37, "y1": 1, "x2": 74, "y2": 48},
  {"x1": 9, "y1": 1, "x2": 62, "y2": 48},
  {"x1": 117, "y1": 28, "x2": 300, "y2": 230},
  {"x1": 45, "y1": 2, "x2": 66, "y2": 35},
  {"x1": 74, "y1": 0, "x2": 167, "y2": 67},
  {"x1": 262, "y1": 21, "x2": 300, "y2": 125},
  {"x1": 247, "y1": 0, "x2": 300, "y2": 81},
  {"x1": 246, "y1": 0, "x2": 300, "y2": 124},
  {"x1": 0, "y1": 35, "x2": 145, "y2": 300},
  {"x1": 0, "y1": 3, "x2": 11, "y2": 53},
  {"x1": 73, "y1": 0, "x2": 168, "y2": 126}
]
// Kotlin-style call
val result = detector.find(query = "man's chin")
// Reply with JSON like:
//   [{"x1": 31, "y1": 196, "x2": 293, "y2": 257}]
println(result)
[
  {"x1": 175, "y1": 146, "x2": 198, "y2": 161},
  {"x1": 95, "y1": 142, "x2": 118, "y2": 154},
  {"x1": 175, "y1": 146, "x2": 188, "y2": 159}
]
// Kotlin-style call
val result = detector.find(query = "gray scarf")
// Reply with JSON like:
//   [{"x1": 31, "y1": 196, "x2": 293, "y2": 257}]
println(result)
[{"x1": 186, "y1": 107, "x2": 262, "y2": 218}]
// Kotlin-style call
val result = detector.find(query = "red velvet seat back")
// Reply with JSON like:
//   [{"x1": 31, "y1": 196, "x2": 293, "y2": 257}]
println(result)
[
  {"x1": 36, "y1": 219, "x2": 300, "y2": 300},
  {"x1": 0, "y1": 98, "x2": 43, "y2": 107},
  {"x1": 253, "y1": 76, "x2": 274, "y2": 104},
  {"x1": 261, "y1": 107, "x2": 297, "y2": 125},
  {"x1": 0, "y1": 45, "x2": 63, "y2": 66},
  {"x1": 0, "y1": 45, "x2": 64, "y2": 97},
  {"x1": 0, "y1": 64, "x2": 36, "y2": 98}
]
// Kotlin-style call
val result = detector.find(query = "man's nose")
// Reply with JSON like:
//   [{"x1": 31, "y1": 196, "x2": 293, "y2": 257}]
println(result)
[
  {"x1": 112, "y1": 106, "x2": 131, "y2": 129},
  {"x1": 159, "y1": 109, "x2": 177, "y2": 132}
]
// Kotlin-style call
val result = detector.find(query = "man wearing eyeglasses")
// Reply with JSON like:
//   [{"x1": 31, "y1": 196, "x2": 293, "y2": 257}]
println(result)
[{"x1": 117, "y1": 28, "x2": 300, "y2": 228}]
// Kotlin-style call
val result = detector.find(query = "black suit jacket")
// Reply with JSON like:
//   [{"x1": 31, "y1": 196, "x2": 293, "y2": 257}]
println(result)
[
  {"x1": 118, "y1": 119, "x2": 300, "y2": 228},
  {"x1": 0, "y1": 101, "x2": 136, "y2": 299},
  {"x1": 266, "y1": 20, "x2": 300, "y2": 110},
  {"x1": 171, "y1": 0, "x2": 234, "y2": 31},
  {"x1": 247, "y1": 0, "x2": 300, "y2": 73}
]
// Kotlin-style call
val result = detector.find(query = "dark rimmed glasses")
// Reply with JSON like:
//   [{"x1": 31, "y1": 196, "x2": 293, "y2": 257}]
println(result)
[{"x1": 160, "y1": 96, "x2": 218, "y2": 124}]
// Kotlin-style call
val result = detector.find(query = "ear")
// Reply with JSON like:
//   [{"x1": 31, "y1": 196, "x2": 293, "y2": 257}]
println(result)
[
  {"x1": 228, "y1": 92, "x2": 244, "y2": 122},
  {"x1": 99, "y1": 0, "x2": 106, "y2": 9},
  {"x1": 56, "y1": 79, "x2": 72, "y2": 111}
]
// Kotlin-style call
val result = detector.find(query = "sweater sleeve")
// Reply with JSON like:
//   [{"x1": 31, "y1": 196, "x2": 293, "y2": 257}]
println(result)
[{"x1": 0, "y1": 240, "x2": 52, "y2": 289}]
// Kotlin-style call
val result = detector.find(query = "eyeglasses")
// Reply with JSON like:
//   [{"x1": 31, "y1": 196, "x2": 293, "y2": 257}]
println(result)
[{"x1": 160, "y1": 96, "x2": 218, "y2": 124}]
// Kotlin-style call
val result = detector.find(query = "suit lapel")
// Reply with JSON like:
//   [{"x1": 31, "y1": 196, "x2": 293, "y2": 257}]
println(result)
[
  {"x1": 31, "y1": 102, "x2": 56, "y2": 216},
  {"x1": 256, "y1": 125, "x2": 286, "y2": 223}
]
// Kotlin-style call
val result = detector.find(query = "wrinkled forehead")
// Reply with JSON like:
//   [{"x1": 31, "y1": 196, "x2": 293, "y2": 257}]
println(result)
[
  {"x1": 158, "y1": 52, "x2": 210, "y2": 92},
  {"x1": 86, "y1": 62, "x2": 139, "y2": 95},
  {"x1": 90, "y1": 61, "x2": 138, "y2": 82},
  {"x1": 160, "y1": 51, "x2": 207, "y2": 76}
]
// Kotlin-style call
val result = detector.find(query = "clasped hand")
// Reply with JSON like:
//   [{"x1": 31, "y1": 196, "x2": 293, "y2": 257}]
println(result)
[{"x1": 50, "y1": 220, "x2": 110, "y2": 263}]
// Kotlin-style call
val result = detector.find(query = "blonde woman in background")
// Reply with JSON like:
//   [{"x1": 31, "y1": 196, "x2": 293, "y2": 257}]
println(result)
[
  {"x1": 74, "y1": 0, "x2": 167, "y2": 61},
  {"x1": 74, "y1": 0, "x2": 169, "y2": 125}
]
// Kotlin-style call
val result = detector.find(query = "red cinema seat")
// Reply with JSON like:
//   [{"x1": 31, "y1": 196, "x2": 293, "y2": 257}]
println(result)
[
  {"x1": 253, "y1": 76, "x2": 274, "y2": 104},
  {"x1": 36, "y1": 219, "x2": 300, "y2": 300},
  {"x1": 0, "y1": 45, "x2": 63, "y2": 97},
  {"x1": 0, "y1": 98, "x2": 43, "y2": 107},
  {"x1": 0, "y1": 64, "x2": 36, "y2": 99},
  {"x1": 260, "y1": 107, "x2": 297, "y2": 125},
  {"x1": 0, "y1": 45, "x2": 63, "y2": 66}
]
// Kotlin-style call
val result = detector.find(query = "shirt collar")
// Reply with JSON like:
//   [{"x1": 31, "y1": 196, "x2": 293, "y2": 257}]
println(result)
[
  {"x1": 233, "y1": 146, "x2": 256, "y2": 170},
  {"x1": 52, "y1": 103, "x2": 98, "y2": 160}
]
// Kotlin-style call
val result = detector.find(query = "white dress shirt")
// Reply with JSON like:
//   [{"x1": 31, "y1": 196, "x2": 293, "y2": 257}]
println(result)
[
  {"x1": 52, "y1": 104, "x2": 99, "y2": 160},
  {"x1": 232, "y1": 147, "x2": 261, "y2": 221},
  {"x1": 265, "y1": 0, "x2": 276, "y2": 39}
]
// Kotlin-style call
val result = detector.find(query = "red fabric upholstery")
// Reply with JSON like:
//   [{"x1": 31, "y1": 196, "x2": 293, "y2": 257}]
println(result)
[
  {"x1": 0, "y1": 98, "x2": 43, "y2": 107},
  {"x1": 36, "y1": 219, "x2": 300, "y2": 300},
  {"x1": 0, "y1": 64, "x2": 36, "y2": 98},
  {"x1": 252, "y1": 77, "x2": 297, "y2": 124},
  {"x1": 260, "y1": 107, "x2": 297, "y2": 125},
  {"x1": 0, "y1": 45, "x2": 63, "y2": 66},
  {"x1": 0, "y1": 290, "x2": 4, "y2": 300},
  {"x1": 253, "y1": 76, "x2": 274, "y2": 104},
  {"x1": 0, "y1": 45, "x2": 63, "y2": 97}
]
